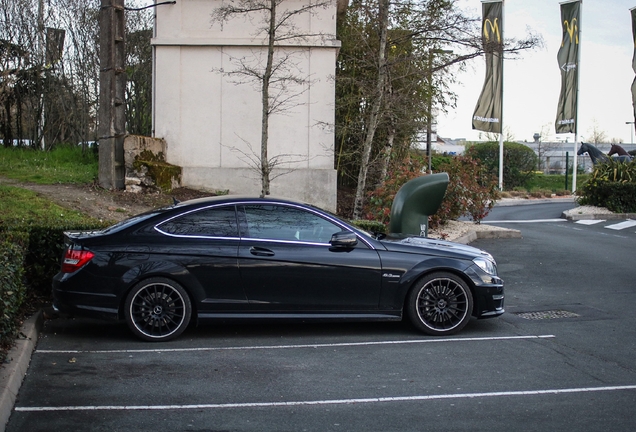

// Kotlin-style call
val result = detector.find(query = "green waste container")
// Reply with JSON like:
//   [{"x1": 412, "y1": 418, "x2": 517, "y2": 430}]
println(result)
[{"x1": 389, "y1": 172, "x2": 449, "y2": 237}]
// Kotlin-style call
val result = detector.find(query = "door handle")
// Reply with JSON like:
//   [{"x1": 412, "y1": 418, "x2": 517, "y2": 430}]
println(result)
[{"x1": 249, "y1": 246, "x2": 275, "y2": 257}]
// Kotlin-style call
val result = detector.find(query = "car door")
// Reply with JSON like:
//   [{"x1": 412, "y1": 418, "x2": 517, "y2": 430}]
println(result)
[
  {"x1": 237, "y1": 203, "x2": 383, "y2": 311},
  {"x1": 154, "y1": 204, "x2": 247, "y2": 310}
]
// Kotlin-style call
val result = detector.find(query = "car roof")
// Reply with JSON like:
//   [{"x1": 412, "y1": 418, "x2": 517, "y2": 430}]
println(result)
[{"x1": 173, "y1": 195, "x2": 309, "y2": 208}]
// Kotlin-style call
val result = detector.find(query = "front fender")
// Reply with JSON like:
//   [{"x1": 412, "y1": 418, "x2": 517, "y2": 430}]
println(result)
[{"x1": 379, "y1": 256, "x2": 472, "y2": 310}]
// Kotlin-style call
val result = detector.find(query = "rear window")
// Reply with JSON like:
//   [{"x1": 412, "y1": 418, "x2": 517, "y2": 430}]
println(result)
[
  {"x1": 156, "y1": 206, "x2": 239, "y2": 238},
  {"x1": 99, "y1": 210, "x2": 167, "y2": 234}
]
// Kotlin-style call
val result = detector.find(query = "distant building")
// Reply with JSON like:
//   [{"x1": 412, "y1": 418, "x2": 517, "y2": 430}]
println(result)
[
  {"x1": 523, "y1": 139, "x2": 636, "y2": 174},
  {"x1": 434, "y1": 138, "x2": 466, "y2": 155}
]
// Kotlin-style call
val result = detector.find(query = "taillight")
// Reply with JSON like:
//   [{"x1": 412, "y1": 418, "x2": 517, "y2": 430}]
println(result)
[{"x1": 62, "y1": 248, "x2": 95, "y2": 273}]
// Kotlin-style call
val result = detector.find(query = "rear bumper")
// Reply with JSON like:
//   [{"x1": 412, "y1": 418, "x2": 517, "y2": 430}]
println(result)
[{"x1": 52, "y1": 272, "x2": 120, "y2": 321}]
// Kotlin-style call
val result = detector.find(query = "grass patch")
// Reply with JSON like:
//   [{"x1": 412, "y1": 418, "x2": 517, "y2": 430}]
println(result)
[
  {"x1": 0, "y1": 145, "x2": 97, "y2": 184},
  {"x1": 0, "y1": 185, "x2": 94, "y2": 225},
  {"x1": 523, "y1": 173, "x2": 589, "y2": 192}
]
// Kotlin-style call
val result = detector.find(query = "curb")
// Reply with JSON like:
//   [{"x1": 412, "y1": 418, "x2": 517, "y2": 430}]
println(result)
[
  {"x1": 496, "y1": 197, "x2": 576, "y2": 207},
  {"x1": 562, "y1": 212, "x2": 636, "y2": 221},
  {"x1": 0, "y1": 311, "x2": 43, "y2": 432},
  {"x1": 454, "y1": 227, "x2": 522, "y2": 245}
]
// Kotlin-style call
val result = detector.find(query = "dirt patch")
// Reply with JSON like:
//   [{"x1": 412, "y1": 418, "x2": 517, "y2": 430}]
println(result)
[{"x1": 0, "y1": 177, "x2": 212, "y2": 222}]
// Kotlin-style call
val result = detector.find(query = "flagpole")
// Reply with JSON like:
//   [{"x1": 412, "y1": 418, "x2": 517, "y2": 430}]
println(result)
[
  {"x1": 499, "y1": 0, "x2": 505, "y2": 191},
  {"x1": 572, "y1": 1, "x2": 581, "y2": 193}
]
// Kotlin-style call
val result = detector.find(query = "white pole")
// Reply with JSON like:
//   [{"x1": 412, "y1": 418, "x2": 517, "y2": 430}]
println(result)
[
  {"x1": 572, "y1": 0, "x2": 581, "y2": 193},
  {"x1": 499, "y1": 134, "x2": 504, "y2": 190},
  {"x1": 499, "y1": 0, "x2": 505, "y2": 190}
]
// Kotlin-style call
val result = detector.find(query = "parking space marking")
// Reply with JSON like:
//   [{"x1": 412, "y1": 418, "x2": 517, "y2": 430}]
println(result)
[
  {"x1": 15, "y1": 385, "x2": 636, "y2": 412},
  {"x1": 575, "y1": 219, "x2": 605, "y2": 225},
  {"x1": 483, "y1": 219, "x2": 565, "y2": 224},
  {"x1": 605, "y1": 220, "x2": 636, "y2": 230},
  {"x1": 35, "y1": 335, "x2": 555, "y2": 355}
]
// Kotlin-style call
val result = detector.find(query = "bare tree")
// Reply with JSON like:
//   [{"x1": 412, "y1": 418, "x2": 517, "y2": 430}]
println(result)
[
  {"x1": 479, "y1": 126, "x2": 515, "y2": 143},
  {"x1": 531, "y1": 123, "x2": 562, "y2": 172},
  {"x1": 211, "y1": 0, "x2": 332, "y2": 197},
  {"x1": 585, "y1": 121, "x2": 609, "y2": 145},
  {"x1": 0, "y1": 0, "x2": 152, "y2": 152}
]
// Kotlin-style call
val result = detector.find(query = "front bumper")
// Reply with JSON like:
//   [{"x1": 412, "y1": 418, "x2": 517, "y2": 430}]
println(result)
[{"x1": 465, "y1": 266, "x2": 505, "y2": 318}]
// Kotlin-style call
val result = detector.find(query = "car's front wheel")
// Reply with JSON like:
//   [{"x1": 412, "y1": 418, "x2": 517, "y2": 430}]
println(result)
[
  {"x1": 124, "y1": 277, "x2": 192, "y2": 342},
  {"x1": 406, "y1": 272, "x2": 473, "y2": 336}
]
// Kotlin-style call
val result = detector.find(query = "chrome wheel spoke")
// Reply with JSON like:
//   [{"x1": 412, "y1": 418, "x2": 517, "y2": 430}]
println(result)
[
  {"x1": 416, "y1": 277, "x2": 469, "y2": 331},
  {"x1": 130, "y1": 283, "x2": 186, "y2": 339}
]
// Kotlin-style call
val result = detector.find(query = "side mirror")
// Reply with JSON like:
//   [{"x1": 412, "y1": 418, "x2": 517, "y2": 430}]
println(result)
[{"x1": 330, "y1": 231, "x2": 358, "y2": 248}]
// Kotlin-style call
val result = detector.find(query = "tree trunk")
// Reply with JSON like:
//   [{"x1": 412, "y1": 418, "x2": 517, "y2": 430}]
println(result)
[
  {"x1": 260, "y1": 0, "x2": 277, "y2": 197},
  {"x1": 378, "y1": 121, "x2": 396, "y2": 185},
  {"x1": 352, "y1": 0, "x2": 389, "y2": 219}
]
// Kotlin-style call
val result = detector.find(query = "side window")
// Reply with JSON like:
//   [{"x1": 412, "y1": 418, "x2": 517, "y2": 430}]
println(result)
[
  {"x1": 242, "y1": 205, "x2": 341, "y2": 243},
  {"x1": 157, "y1": 206, "x2": 238, "y2": 237}
]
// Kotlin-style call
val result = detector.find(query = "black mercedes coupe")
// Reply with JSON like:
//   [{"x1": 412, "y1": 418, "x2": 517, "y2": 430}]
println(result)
[{"x1": 52, "y1": 195, "x2": 504, "y2": 341}]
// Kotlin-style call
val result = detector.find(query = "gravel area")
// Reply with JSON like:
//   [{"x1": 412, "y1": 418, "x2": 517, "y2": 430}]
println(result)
[
  {"x1": 427, "y1": 219, "x2": 515, "y2": 241},
  {"x1": 562, "y1": 204, "x2": 614, "y2": 218}
]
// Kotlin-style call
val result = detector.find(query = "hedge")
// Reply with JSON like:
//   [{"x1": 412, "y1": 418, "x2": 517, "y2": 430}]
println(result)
[
  {"x1": 0, "y1": 220, "x2": 109, "y2": 362},
  {"x1": 0, "y1": 231, "x2": 28, "y2": 358},
  {"x1": 465, "y1": 141, "x2": 538, "y2": 190},
  {"x1": 578, "y1": 159, "x2": 636, "y2": 213}
]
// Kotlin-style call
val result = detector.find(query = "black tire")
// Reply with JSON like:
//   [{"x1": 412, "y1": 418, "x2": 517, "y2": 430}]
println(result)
[
  {"x1": 124, "y1": 277, "x2": 192, "y2": 342},
  {"x1": 406, "y1": 272, "x2": 473, "y2": 336}
]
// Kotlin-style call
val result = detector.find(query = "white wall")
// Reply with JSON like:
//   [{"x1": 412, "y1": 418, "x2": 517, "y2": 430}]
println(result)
[{"x1": 152, "y1": 0, "x2": 339, "y2": 210}]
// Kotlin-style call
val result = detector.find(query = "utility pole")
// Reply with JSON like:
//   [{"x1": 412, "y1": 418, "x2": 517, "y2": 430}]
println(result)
[{"x1": 98, "y1": 0, "x2": 126, "y2": 190}]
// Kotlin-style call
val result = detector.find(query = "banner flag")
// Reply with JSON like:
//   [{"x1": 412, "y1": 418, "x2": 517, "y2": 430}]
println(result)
[
  {"x1": 555, "y1": 1, "x2": 581, "y2": 134},
  {"x1": 45, "y1": 28, "x2": 66, "y2": 66},
  {"x1": 472, "y1": 1, "x2": 503, "y2": 133},
  {"x1": 630, "y1": 7, "x2": 636, "y2": 134}
]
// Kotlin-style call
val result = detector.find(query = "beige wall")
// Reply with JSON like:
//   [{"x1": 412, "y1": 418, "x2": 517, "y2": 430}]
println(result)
[{"x1": 152, "y1": 0, "x2": 339, "y2": 210}]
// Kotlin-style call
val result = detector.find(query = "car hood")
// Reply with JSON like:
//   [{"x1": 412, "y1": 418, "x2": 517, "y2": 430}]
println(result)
[{"x1": 379, "y1": 235, "x2": 494, "y2": 261}]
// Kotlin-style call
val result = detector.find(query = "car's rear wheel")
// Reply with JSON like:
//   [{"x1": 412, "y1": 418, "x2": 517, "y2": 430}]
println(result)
[
  {"x1": 124, "y1": 277, "x2": 192, "y2": 342},
  {"x1": 407, "y1": 272, "x2": 473, "y2": 336}
]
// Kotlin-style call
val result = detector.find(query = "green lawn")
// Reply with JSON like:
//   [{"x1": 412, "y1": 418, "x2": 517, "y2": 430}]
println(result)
[
  {"x1": 524, "y1": 173, "x2": 589, "y2": 193},
  {"x1": 0, "y1": 145, "x2": 97, "y2": 184},
  {"x1": 0, "y1": 185, "x2": 93, "y2": 225}
]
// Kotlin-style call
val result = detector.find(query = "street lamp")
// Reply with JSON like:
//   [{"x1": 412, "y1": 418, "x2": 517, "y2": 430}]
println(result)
[
  {"x1": 426, "y1": 49, "x2": 453, "y2": 173},
  {"x1": 626, "y1": 121, "x2": 634, "y2": 145}
]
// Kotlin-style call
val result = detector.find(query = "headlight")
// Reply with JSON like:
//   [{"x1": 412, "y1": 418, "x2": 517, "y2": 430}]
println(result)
[{"x1": 473, "y1": 257, "x2": 497, "y2": 275}]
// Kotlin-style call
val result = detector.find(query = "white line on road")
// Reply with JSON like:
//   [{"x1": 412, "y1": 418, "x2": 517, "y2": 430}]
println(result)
[
  {"x1": 575, "y1": 219, "x2": 606, "y2": 225},
  {"x1": 482, "y1": 219, "x2": 566, "y2": 223},
  {"x1": 15, "y1": 385, "x2": 636, "y2": 412},
  {"x1": 605, "y1": 220, "x2": 636, "y2": 230},
  {"x1": 35, "y1": 335, "x2": 555, "y2": 355}
]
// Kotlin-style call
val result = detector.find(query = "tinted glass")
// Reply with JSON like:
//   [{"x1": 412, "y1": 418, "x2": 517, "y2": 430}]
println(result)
[
  {"x1": 158, "y1": 206, "x2": 238, "y2": 237},
  {"x1": 242, "y1": 205, "x2": 341, "y2": 243}
]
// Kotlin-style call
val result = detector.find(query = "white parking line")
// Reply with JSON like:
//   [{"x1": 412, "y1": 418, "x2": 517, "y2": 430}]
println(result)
[
  {"x1": 482, "y1": 219, "x2": 565, "y2": 224},
  {"x1": 35, "y1": 335, "x2": 555, "y2": 355},
  {"x1": 575, "y1": 219, "x2": 606, "y2": 225},
  {"x1": 15, "y1": 385, "x2": 636, "y2": 412},
  {"x1": 605, "y1": 220, "x2": 636, "y2": 230}
]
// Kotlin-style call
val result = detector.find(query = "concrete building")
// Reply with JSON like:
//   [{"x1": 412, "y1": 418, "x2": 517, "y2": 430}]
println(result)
[{"x1": 151, "y1": 0, "x2": 341, "y2": 211}]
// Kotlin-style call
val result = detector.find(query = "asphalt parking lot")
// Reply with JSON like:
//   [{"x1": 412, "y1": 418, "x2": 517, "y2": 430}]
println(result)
[
  {"x1": 7, "y1": 311, "x2": 636, "y2": 432},
  {"x1": 6, "y1": 217, "x2": 636, "y2": 431}
]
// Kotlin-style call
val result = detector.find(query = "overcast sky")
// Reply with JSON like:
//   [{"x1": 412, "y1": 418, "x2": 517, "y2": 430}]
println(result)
[{"x1": 437, "y1": 0, "x2": 636, "y2": 144}]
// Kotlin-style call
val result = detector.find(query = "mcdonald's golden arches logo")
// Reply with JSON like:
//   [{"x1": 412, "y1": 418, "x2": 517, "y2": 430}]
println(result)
[
  {"x1": 483, "y1": 18, "x2": 501, "y2": 43},
  {"x1": 562, "y1": 18, "x2": 579, "y2": 46}
]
